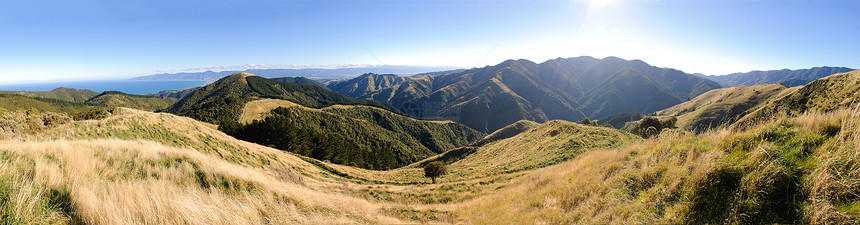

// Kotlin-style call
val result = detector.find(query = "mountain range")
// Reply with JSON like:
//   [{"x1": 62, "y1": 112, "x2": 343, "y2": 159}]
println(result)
[
  {"x1": 699, "y1": 66, "x2": 854, "y2": 87},
  {"x1": 130, "y1": 65, "x2": 462, "y2": 82},
  {"x1": 325, "y1": 56, "x2": 721, "y2": 132}
]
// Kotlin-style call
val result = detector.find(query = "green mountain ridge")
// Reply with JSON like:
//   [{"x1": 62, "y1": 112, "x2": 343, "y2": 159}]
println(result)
[
  {"x1": 166, "y1": 74, "x2": 482, "y2": 170},
  {"x1": 167, "y1": 72, "x2": 393, "y2": 124},
  {"x1": 330, "y1": 56, "x2": 720, "y2": 132},
  {"x1": 704, "y1": 66, "x2": 855, "y2": 87}
]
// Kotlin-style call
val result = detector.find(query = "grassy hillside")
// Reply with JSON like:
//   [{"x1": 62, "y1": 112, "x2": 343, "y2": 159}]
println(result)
[
  {"x1": 0, "y1": 87, "x2": 99, "y2": 102},
  {"x1": 0, "y1": 139, "x2": 390, "y2": 224},
  {"x1": 0, "y1": 94, "x2": 98, "y2": 116},
  {"x1": 3, "y1": 99, "x2": 860, "y2": 224},
  {"x1": 85, "y1": 91, "x2": 179, "y2": 111},
  {"x1": 230, "y1": 99, "x2": 483, "y2": 170},
  {"x1": 472, "y1": 120, "x2": 539, "y2": 147},
  {"x1": 0, "y1": 107, "x2": 636, "y2": 224},
  {"x1": 656, "y1": 84, "x2": 791, "y2": 132},
  {"x1": 461, "y1": 109, "x2": 860, "y2": 224},
  {"x1": 737, "y1": 70, "x2": 860, "y2": 127},
  {"x1": 336, "y1": 120, "x2": 637, "y2": 184}
]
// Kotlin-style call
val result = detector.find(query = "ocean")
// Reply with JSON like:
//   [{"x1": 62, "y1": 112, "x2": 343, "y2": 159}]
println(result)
[{"x1": 0, "y1": 80, "x2": 208, "y2": 95}]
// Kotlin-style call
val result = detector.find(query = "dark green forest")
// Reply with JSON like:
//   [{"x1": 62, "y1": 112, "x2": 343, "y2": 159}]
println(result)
[{"x1": 226, "y1": 106, "x2": 483, "y2": 170}]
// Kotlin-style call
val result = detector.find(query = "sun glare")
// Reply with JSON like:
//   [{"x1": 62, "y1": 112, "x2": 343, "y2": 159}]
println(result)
[{"x1": 584, "y1": 0, "x2": 614, "y2": 9}]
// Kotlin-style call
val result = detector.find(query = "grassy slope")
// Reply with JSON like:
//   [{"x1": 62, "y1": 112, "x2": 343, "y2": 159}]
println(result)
[
  {"x1": 472, "y1": 119, "x2": 539, "y2": 146},
  {"x1": 0, "y1": 87, "x2": 99, "y2": 102},
  {"x1": 334, "y1": 120, "x2": 637, "y2": 184},
  {"x1": 85, "y1": 91, "x2": 179, "y2": 111},
  {"x1": 460, "y1": 109, "x2": 860, "y2": 224},
  {"x1": 5, "y1": 107, "x2": 630, "y2": 224},
  {"x1": 3, "y1": 103, "x2": 860, "y2": 224},
  {"x1": 737, "y1": 70, "x2": 860, "y2": 127},
  {"x1": 655, "y1": 83, "x2": 790, "y2": 132},
  {"x1": 2, "y1": 108, "x2": 406, "y2": 224}
]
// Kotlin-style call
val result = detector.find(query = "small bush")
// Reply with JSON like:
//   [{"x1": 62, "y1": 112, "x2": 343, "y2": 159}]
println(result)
[
  {"x1": 73, "y1": 108, "x2": 112, "y2": 120},
  {"x1": 424, "y1": 161, "x2": 448, "y2": 184}
]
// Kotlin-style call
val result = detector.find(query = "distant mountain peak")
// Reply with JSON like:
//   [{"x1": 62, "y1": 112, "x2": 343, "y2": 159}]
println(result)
[{"x1": 327, "y1": 56, "x2": 720, "y2": 132}]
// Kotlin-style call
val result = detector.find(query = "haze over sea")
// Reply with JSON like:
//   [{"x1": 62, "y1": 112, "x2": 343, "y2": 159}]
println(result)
[{"x1": 0, "y1": 80, "x2": 207, "y2": 95}]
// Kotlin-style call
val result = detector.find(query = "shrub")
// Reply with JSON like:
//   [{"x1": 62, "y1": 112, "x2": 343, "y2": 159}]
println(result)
[
  {"x1": 580, "y1": 117, "x2": 598, "y2": 126},
  {"x1": 630, "y1": 116, "x2": 678, "y2": 138},
  {"x1": 424, "y1": 161, "x2": 448, "y2": 184},
  {"x1": 73, "y1": 108, "x2": 112, "y2": 120}
]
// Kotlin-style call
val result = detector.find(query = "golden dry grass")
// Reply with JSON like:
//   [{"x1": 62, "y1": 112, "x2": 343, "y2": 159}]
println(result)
[
  {"x1": 4, "y1": 103, "x2": 860, "y2": 224},
  {"x1": 0, "y1": 139, "x2": 403, "y2": 224},
  {"x1": 459, "y1": 108, "x2": 860, "y2": 224}
]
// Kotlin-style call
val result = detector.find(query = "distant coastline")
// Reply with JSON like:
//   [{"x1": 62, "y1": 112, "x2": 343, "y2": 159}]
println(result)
[{"x1": 0, "y1": 79, "x2": 208, "y2": 95}]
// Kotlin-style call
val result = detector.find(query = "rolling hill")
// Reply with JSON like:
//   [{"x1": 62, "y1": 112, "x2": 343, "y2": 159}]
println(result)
[
  {"x1": 703, "y1": 66, "x2": 854, "y2": 87},
  {"x1": 655, "y1": 84, "x2": 795, "y2": 132},
  {"x1": 0, "y1": 93, "x2": 98, "y2": 116},
  {"x1": 332, "y1": 56, "x2": 721, "y2": 132},
  {"x1": 85, "y1": 91, "x2": 179, "y2": 111},
  {"x1": 735, "y1": 69, "x2": 860, "y2": 126},
  {"x1": 0, "y1": 87, "x2": 99, "y2": 102}
]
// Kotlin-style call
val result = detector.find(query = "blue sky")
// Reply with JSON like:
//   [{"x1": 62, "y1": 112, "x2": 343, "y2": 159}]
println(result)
[{"x1": 0, "y1": 0, "x2": 858, "y2": 83}]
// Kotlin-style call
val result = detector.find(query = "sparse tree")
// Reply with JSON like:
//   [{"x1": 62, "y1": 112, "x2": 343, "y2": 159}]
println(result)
[{"x1": 424, "y1": 161, "x2": 447, "y2": 184}]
